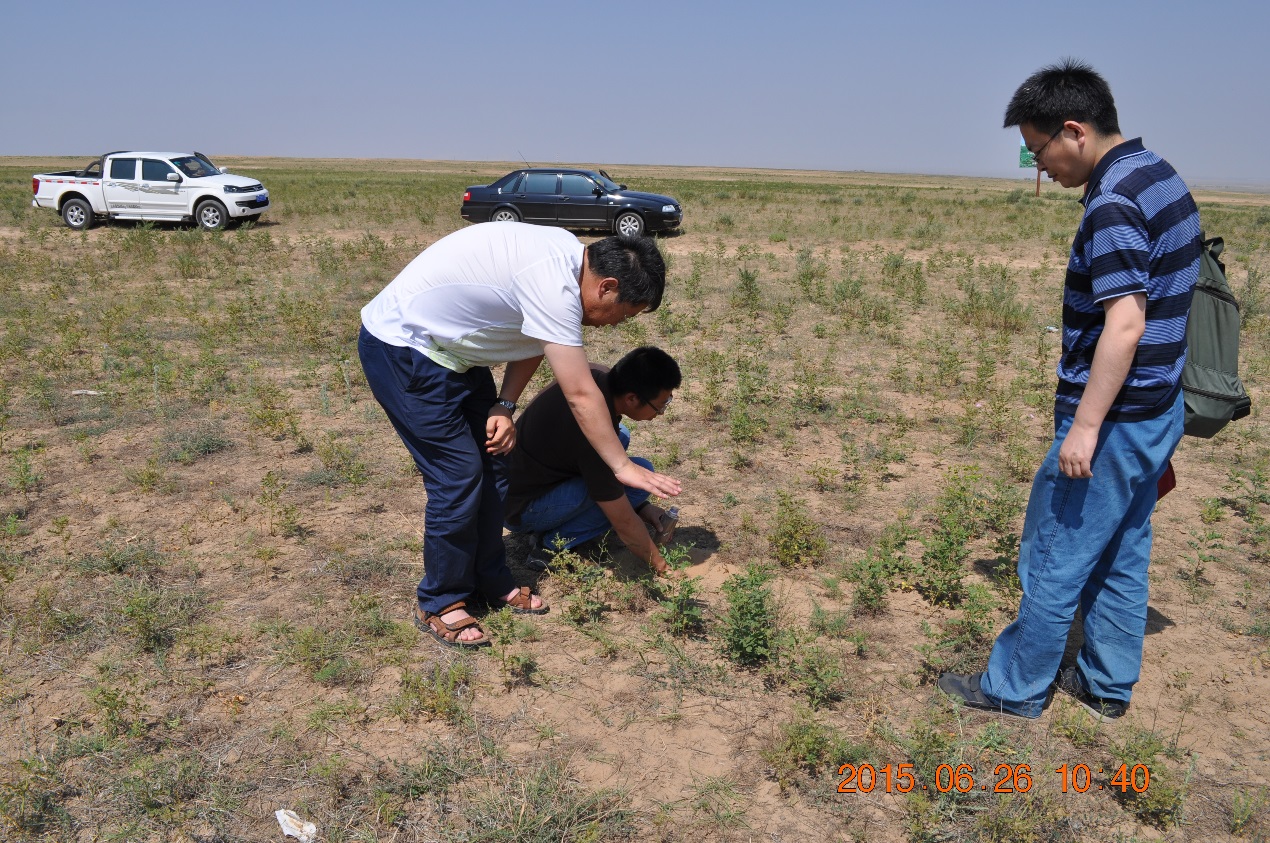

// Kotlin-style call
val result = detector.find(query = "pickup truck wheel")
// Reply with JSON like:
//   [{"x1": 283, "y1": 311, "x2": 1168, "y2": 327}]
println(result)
[
  {"x1": 195, "y1": 199, "x2": 228, "y2": 231},
  {"x1": 62, "y1": 198, "x2": 93, "y2": 231},
  {"x1": 491, "y1": 208, "x2": 520, "y2": 223},
  {"x1": 615, "y1": 211, "x2": 644, "y2": 237}
]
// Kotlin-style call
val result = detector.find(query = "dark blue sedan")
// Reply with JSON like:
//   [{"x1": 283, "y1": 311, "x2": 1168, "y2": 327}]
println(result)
[{"x1": 461, "y1": 168, "x2": 682, "y2": 236}]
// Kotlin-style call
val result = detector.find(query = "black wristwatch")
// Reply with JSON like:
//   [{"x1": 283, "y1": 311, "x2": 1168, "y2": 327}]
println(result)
[{"x1": 495, "y1": 399, "x2": 517, "y2": 413}]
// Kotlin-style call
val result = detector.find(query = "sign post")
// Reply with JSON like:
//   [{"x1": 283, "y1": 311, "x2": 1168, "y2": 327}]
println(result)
[{"x1": 1020, "y1": 142, "x2": 1040, "y2": 196}]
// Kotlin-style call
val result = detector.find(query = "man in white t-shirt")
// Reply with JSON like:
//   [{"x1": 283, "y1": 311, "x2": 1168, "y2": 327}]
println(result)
[{"x1": 359, "y1": 222, "x2": 680, "y2": 647}]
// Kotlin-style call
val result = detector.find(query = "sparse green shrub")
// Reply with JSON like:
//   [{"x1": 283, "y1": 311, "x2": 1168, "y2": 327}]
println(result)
[
  {"x1": 115, "y1": 581, "x2": 206, "y2": 653},
  {"x1": 719, "y1": 564, "x2": 776, "y2": 666},
  {"x1": 162, "y1": 422, "x2": 231, "y2": 464},
  {"x1": 784, "y1": 643, "x2": 847, "y2": 708},
  {"x1": 768, "y1": 492, "x2": 827, "y2": 568},
  {"x1": 809, "y1": 604, "x2": 852, "y2": 638},
  {"x1": 654, "y1": 576, "x2": 706, "y2": 637},
  {"x1": 760, "y1": 707, "x2": 865, "y2": 788},
  {"x1": 917, "y1": 583, "x2": 998, "y2": 681},
  {"x1": 1230, "y1": 786, "x2": 1267, "y2": 836},
  {"x1": 8, "y1": 448, "x2": 41, "y2": 494},
  {"x1": 310, "y1": 432, "x2": 370, "y2": 486},
  {"x1": 116, "y1": 752, "x2": 208, "y2": 822},
  {"x1": 732, "y1": 266, "x2": 761, "y2": 312},
  {"x1": 1109, "y1": 726, "x2": 1189, "y2": 828},
  {"x1": 974, "y1": 792, "x2": 1071, "y2": 842},
  {"x1": 0, "y1": 755, "x2": 75, "y2": 836},
  {"x1": 76, "y1": 539, "x2": 164, "y2": 577}
]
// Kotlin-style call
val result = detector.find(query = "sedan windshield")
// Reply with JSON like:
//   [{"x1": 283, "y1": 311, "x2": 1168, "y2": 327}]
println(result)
[
  {"x1": 172, "y1": 156, "x2": 220, "y2": 179},
  {"x1": 594, "y1": 173, "x2": 621, "y2": 191}
]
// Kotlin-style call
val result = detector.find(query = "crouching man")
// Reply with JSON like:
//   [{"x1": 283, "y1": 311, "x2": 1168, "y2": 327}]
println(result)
[{"x1": 505, "y1": 346, "x2": 682, "y2": 576}]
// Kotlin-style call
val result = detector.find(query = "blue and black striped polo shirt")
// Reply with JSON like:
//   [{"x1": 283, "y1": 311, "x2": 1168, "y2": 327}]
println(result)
[{"x1": 1057, "y1": 138, "x2": 1201, "y2": 421}]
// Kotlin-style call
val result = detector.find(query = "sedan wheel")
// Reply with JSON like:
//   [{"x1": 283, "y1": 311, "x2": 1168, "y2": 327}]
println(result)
[
  {"x1": 491, "y1": 208, "x2": 520, "y2": 223},
  {"x1": 615, "y1": 212, "x2": 644, "y2": 237}
]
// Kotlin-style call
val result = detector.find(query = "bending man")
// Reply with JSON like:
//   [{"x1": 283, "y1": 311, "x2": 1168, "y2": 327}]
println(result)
[{"x1": 359, "y1": 223, "x2": 681, "y2": 647}]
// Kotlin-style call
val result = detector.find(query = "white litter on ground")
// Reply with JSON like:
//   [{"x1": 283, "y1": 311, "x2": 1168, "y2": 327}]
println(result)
[{"x1": 275, "y1": 809, "x2": 317, "y2": 842}]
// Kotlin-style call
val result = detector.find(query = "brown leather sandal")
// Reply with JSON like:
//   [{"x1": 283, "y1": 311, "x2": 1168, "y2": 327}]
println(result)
[
  {"x1": 503, "y1": 586, "x2": 549, "y2": 615},
  {"x1": 413, "y1": 600, "x2": 490, "y2": 648}
]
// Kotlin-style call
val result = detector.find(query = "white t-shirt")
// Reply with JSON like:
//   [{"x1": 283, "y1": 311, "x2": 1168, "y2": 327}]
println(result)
[{"x1": 361, "y1": 223, "x2": 585, "y2": 372}]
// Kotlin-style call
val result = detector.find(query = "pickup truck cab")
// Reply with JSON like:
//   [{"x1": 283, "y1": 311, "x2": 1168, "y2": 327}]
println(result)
[{"x1": 32, "y1": 151, "x2": 270, "y2": 231}]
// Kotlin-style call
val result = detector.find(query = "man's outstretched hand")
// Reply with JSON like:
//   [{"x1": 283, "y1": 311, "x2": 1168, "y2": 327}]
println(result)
[{"x1": 614, "y1": 461, "x2": 681, "y2": 498}]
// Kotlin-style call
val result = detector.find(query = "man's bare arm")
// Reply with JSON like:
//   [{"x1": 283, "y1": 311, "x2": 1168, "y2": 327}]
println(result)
[
  {"x1": 596, "y1": 497, "x2": 668, "y2": 574},
  {"x1": 1058, "y1": 292, "x2": 1146, "y2": 478}
]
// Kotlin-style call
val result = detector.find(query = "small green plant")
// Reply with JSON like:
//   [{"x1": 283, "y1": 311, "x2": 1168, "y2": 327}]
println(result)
[
  {"x1": 483, "y1": 607, "x2": 539, "y2": 687},
  {"x1": 654, "y1": 576, "x2": 706, "y2": 637},
  {"x1": 760, "y1": 707, "x2": 865, "y2": 789},
  {"x1": 126, "y1": 456, "x2": 174, "y2": 494},
  {"x1": 732, "y1": 265, "x2": 762, "y2": 313},
  {"x1": 162, "y1": 422, "x2": 231, "y2": 465},
  {"x1": 1109, "y1": 725, "x2": 1189, "y2": 828},
  {"x1": 809, "y1": 603, "x2": 852, "y2": 638},
  {"x1": 784, "y1": 642, "x2": 847, "y2": 708},
  {"x1": 313, "y1": 432, "x2": 370, "y2": 486},
  {"x1": 917, "y1": 583, "x2": 998, "y2": 681},
  {"x1": 9, "y1": 448, "x2": 42, "y2": 494},
  {"x1": 77, "y1": 539, "x2": 164, "y2": 577},
  {"x1": 0, "y1": 755, "x2": 74, "y2": 835},
  {"x1": 768, "y1": 491, "x2": 827, "y2": 568},
  {"x1": 258, "y1": 470, "x2": 300, "y2": 537},
  {"x1": 1230, "y1": 786, "x2": 1267, "y2": 836},
  {"x1": 719, "y1": 564, "x2": 776, "y2": 666}
]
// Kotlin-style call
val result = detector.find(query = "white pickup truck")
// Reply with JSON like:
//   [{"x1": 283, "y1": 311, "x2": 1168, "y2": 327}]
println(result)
[{"x1": 31, "y1": 151, "x2": 270, "y2": 231}]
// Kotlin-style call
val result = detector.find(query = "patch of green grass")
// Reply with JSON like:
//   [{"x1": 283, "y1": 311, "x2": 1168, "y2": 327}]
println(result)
[
  {"x1": 161, "y1": 421, "x2": 232, "y2": 464},
  {"x1": 461, "y1": 756, "x2": 632, "y2": 843}
]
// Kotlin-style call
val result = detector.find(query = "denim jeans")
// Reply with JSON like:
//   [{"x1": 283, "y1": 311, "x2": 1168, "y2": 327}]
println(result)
[
  {"x1": 510, "y1": 424, "x2": 652, "y2": 550},
  {"x1": 357, "y1": 327, "x2": 514, "y2": 615},
  {"x1": 980, "y1": 390, "x2": 1183, "y2": 717}
]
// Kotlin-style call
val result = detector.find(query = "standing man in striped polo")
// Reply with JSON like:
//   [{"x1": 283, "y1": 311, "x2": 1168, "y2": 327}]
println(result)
[{"x1": 939, "y1": 59, "x2": 1200, "y2": 719}]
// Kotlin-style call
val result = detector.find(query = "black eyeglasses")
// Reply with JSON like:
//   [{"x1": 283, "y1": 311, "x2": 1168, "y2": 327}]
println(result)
[
  {"x1": 1031, "y1": 125, "x2": 1065, "y2": 164},
  {"x1": 645, "y1": 395, "x2": 673, "y2": 415}
]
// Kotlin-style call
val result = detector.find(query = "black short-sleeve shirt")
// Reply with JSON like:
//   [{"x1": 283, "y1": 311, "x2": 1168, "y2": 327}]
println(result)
[{"x1": 504, "y1": 368, "x2": 622, "y2": 525}]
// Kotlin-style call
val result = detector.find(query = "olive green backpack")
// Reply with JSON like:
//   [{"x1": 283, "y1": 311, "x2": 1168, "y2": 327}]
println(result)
[{"x1": 1182, "y1": 236, "x2": 1252, "y2": 437}]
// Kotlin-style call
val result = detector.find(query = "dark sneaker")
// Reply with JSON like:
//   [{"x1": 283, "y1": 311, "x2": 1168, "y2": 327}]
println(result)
[
  {"x1": 524, "y1": 548, "x2": 552, "y2": 572},
  {"x1": 936, "y1": 672, "x2": 1039, "y2": 719},
  {"x1": 1054, "y1": 666, "x2": 1127, "y2": 720}
]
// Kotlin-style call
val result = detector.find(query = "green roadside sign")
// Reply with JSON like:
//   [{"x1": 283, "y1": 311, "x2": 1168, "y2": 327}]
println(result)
[{"x1": 1020, "y1": 144, "x2": 1036, "y2": 168}]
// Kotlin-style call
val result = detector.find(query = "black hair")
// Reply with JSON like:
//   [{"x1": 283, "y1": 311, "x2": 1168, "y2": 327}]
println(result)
[
  {"x1": 585, "y1": 234, "x2": 666, "y2": 312},
  {"x1": 607, "y1": 346, "x2": 681, "y2": 404},
  {"x1": 1003, "y1": 58, "x2": 1120, "y2": 136}
]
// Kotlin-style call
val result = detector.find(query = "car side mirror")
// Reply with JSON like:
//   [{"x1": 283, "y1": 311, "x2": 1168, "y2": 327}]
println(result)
[
  {"x1": 593, "y1": 186, "x2": 604, "y2": 196},
  {"x1": 166, "y1": 172, "x2": 181, "y2": 182},
  {"x1": 219, "y1": 167, "x2": 229, "y2": 174},
  {"x1": 619, "y1": 184, "x2": 627, "y2": 190}
]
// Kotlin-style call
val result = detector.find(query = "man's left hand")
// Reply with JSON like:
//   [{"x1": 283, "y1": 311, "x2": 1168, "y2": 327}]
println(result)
[{"x1": 486, "y1": 407, "x2": 516, "y2": 455}]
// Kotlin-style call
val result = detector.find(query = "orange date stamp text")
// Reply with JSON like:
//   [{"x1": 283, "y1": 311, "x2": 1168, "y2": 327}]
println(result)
[{"x1": 836, "y1": 763, "x2": 1151, "y2": 794}]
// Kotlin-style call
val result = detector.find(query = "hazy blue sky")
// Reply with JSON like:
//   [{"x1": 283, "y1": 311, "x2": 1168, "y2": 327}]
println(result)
[{"x1": 4, "y1": 0, "x2": 1267, "y2": 187}]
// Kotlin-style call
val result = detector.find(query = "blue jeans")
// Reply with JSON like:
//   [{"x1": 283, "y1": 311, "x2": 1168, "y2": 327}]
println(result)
[
  {"x1": 980, "y1": 390, "x2": 1183, "y2": 717},
  {"x1": 510, "y1": 425, "x2": 652, "y2": 550},
  {"x1": 358, "y1": 327, "x2": 514, "y2": 615}
]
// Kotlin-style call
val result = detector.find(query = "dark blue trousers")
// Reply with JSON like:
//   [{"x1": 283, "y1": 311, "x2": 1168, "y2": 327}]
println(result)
[{"x1": 358, "y1": 327, "x2": 514, "y2": 614}]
